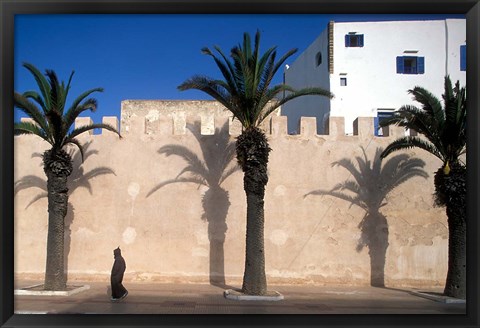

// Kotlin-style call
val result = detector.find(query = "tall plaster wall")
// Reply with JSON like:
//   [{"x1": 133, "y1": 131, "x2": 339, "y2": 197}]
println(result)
[{"x1": 14, "y1": 100, "x2": 448, "y2": 288}]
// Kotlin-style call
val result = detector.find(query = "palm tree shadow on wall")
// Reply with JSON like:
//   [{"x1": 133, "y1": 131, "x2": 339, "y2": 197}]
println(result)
[
  {"x1": 147, "y1": 121, "x2": 240, "y2": 288},
  {"x1": 304, "y1": 147, "x2": 428, "y2": 287},
  {"x1": 15, "y1": 141, "x2": 116, "y2": 281}
]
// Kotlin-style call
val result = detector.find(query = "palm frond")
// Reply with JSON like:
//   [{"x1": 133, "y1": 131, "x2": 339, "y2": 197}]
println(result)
[
  {"x1": 381, "y1": 76, "x2": 466, "y2": 166},
  {"x1": 22, "y1": 90, "x2": 48, "y2": 113},
  {"x1": 14, "y1": 92, "x2": 50, "y2": 134},
  {"x1": 22, "y1": 62, "x2": 51, "y2": 112},
  {"x1": 262, "y1": 86, "x2": 335, "y2": 119},
  {"x1": 178, "y1": 76, "x2": 230, "y2": 102},
  {"x1": 64, "y1": 87, "x2": 104, "y2": 125},
  {"x1": 14, "y1": 121, "x2": 51, "y2": 144},
  {"x1": 381, "y1": 105, "x2": 443, "y2": 152},
  {"x1": 271, "y1": 48, "x2": 298, "y2": 79},
  {"x1": 202, "y1": 46, "x2": 238, "y2": 96},
  {"x1": 380, "y1": 136, "x2": 443, "y2": 161},
  {"x1": 65, "y1": 123, "x2": 120, "y2": 144},
  {"x1": 64, "y1": 98, "x2": 100, "y2": 130},
  {"x1": 179, "y1": 31, "x2": 333, "y2": 129},
  {"x1": 259, "y1": 86, "x2": 333, "y2": 124},
  {"x1": 255, "y1": 49, "x2": 278, "y2": 104},
  {"x1": 63, "y1": 70, "x2": 75, "y2": 107},
  {"x1": 45, "y1": 69, "x2": 62, "y2": 115},
  {"x1": 442, "y1": 79, "x2": 467, "y2": 162},
  {"x1": 178, "y1": 76, "x2": 246, "y2": 123},
  {"x1": 408, "y1": 86, "x2": 444, "y2": 129}
]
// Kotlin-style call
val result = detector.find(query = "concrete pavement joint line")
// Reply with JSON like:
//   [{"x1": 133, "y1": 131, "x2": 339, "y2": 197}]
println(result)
[
  {"x1": 323, "y1": 290, "x2": 366, "y2": 295},
  {"x1": 224, "y1": 289, "x2": 284, "y2": 301},
  {"x1": 410, "y1": 291, "x2": 466, "y2": 304},
  {"x1": 14, "y1": 284, "x2": 90, "y2": 296}
]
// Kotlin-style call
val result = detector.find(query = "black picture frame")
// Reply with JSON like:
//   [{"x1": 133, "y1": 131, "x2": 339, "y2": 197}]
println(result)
[{"x1": 1, "y1": 1, "x2": 479, "y2": 327}]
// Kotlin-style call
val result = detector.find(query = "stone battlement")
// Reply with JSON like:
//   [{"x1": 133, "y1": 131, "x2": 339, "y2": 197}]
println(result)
[{"x1": 21, "y1": 100, "x2": 408, "y2": 139}]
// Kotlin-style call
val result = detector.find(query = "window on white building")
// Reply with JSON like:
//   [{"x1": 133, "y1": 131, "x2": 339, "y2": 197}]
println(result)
[
  {"x1": 345, "y1": 34, "x2": 364, "y2": 47},
  {"x1": 460, "y1": 45, "x2": 466, "y2": 71},
  {"x1": 315, "y1": 52, "x2": 322, "y2": 66},
  {"x1": 374, "y1": 109, "x2": 395, "y2": 136},
  {"x1": 340, "y1": 77, "x2": 347, "y2": 86},
  {"x1": 396, "y1": 56, "x2": 425, "y2": 74}
]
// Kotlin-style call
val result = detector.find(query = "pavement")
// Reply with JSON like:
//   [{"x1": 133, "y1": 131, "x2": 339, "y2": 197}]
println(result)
[{"x1": 13, "y1": 280, "x2": 466, "y2": 315}]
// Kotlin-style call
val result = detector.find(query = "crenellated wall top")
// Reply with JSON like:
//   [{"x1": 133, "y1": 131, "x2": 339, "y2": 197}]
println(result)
[{"x1": 20, "y1": 100, "x2": 411, "y2": 139}]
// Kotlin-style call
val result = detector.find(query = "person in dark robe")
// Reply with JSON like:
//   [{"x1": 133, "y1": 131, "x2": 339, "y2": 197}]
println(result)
[{"x1": 110, "y1": 247, "x2": 128, "y2": 301}]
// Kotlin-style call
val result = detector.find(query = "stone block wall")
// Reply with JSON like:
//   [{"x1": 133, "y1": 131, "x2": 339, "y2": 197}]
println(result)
[{"x1": 14, "y1": 100, "x2": 447, "y2": 288}]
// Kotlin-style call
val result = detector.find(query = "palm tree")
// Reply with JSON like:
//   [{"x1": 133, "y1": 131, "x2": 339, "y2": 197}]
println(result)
[
  {"x1": 14, "y1": 63, "x2": 121, "y2": 291},
  {"x1": 379, "y1": 76, "x2": 466, "y2": 299},
  {"x1": 15, "y1": 141, "x2": 117, "y2": 280},
  {"x1": 305, "y1": 147, "x2": 428, "y2": 287},
  {"x1": 147, "y1": 121, "x2": 239, "y2": 287},
  {"x1": 178, "y1": 31, "x2": 333, "y2": 296}
]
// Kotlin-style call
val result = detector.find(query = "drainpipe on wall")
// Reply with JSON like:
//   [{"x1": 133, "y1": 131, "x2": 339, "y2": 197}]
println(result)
[
  {"x1": 444, "y1": 19, "x2": 449, "y2": 76},
  {"x1": 283, "y1": 64, "x2": 289, "y2": 99}
]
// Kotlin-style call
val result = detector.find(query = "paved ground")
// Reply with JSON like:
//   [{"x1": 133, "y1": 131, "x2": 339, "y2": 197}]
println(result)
[{"x1": 13, "y1": 280, "x2": 466, "y2": 315}]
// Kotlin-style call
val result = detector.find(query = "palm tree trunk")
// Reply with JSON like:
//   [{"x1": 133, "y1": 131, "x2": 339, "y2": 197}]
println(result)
[
  {"x1": 443, "y1": 205, "x2": 466, "y2": 299},
  {"x1": 242, "y1": 190, "x2": 267, "y2": 295},
  {"x1": 236, "y1": 127, "x2": 271, "y2": 296},
  {"x1": 43, "y1": 149, "x2": 72, "y2": 291},
  {"x1": 435, "y1": 165, "x2": 466, "y2": 299}
]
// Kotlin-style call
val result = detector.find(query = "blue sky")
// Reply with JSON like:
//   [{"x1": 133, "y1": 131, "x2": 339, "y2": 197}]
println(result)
[{"x1": 14, "y1": 14, "x2": 465, "y2": 125}]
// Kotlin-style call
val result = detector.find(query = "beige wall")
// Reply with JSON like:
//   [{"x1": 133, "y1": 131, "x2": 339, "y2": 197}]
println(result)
[{"x1": 14, "y1": 100, "x2": 448, "y2": 288}]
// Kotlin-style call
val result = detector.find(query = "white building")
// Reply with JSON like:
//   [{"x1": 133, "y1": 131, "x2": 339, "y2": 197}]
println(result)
[{"x1": 282, "y1": 19, "x2": 467, "y2": 135}]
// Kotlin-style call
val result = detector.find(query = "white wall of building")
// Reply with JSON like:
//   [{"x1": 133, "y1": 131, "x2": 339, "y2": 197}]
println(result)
[
  {"x1": 283, "y1": 19, "x2": 466, "y2": 135},
  {"x1": 445, "y1": 19, "x2": 467, "y2": 85},
  {"x1": 282, "y1": 25, "x2": 331, "y2": 134}
]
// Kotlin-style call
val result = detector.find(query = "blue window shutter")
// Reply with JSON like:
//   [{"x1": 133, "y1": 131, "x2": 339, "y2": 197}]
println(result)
[
  {"x1": 374, "y1": 116, "x2": 379, "y2": 136},
  {"x1": 417, "y1": 57, "x2": 425, "y2": 74},
  {"x1": 396, "y1": 56, "x2": 404, "y2": 73},
  {"x1": 359, "y1": 35, "x2": 364, "y2": 47},
  {"x1": 460, "y1": 45, "x2": 466, "y2": 71},
  {"x1": 345, "y1": 35, "x2": 350, "y2": 47}
]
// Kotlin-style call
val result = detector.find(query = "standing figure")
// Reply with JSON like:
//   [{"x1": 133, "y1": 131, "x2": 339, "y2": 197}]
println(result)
[{"x1": 110, "y1": 247, "x2": 128, "y2": 301}]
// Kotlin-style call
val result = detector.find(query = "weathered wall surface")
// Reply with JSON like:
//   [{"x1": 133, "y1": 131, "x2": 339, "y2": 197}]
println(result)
[{"x1": 14, "y1": 100, "x2": 448, "y2": 288}]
